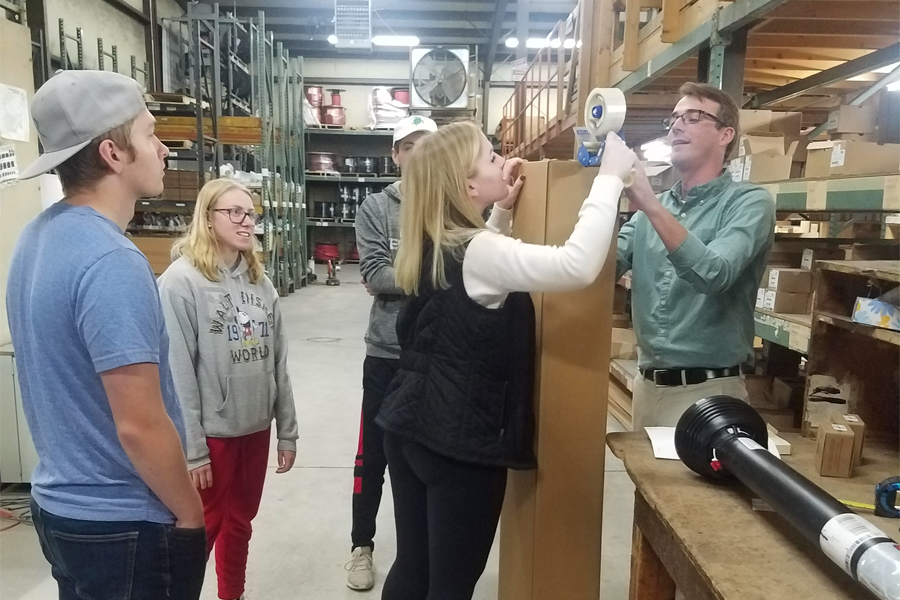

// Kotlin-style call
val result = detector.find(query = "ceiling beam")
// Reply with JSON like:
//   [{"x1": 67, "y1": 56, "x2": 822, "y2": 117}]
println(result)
[
  {"x1": 754, "y1": 19, "x2": 899, "y2": 36},
  {"x1": 763, "y1": 0, "x2": 900, "y2": 20},
  {"x1": 748, "y1": 33, "x2": 898, "y2": 49},
  {"x1": 745, "y1": 42, "x2": 900, "y2": 107}
]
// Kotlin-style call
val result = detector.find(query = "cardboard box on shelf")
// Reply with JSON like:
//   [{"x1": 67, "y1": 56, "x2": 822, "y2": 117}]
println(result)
[
  {"x1": 852, "y1": 297, "x2": 900, "y2": 332},
  {"x1": 772, "y1": 376, "x2": 805, "y2": 410},
  {"x1": 831, "y1": 132, "x2": 876, "y2": 142},
  {"x1": 805, "y1": 141, "x2": 900, "y2": 178},
  {"x1": 815, "y1": 422, "x2": 855, "y2": 478},
  {"x1": 768, "y1": 268, "x2": 813, "y2": 293},
  {"x1": 730, "y1": 135, "x2": 807, "y2": 183},
  {"x1": 739, "y1": 109, "x2": 772, "y2": 134},
  {"x1": 763, "y1": 290, "x2": 809, "y2": 314},
  {"x1": 770, "y1": 112, "x2": 803, "y2": 136},
  {"x1": 826, "y1": 105, "x2": 876, "y2": 134},
  {"x1": 756, "y1": 288, "x2": 766, "y2": 309},
  {"x1": 831, "y1": 413, "x2": 866, "y2": 468},
  {"x1": 801, "y1": 248, "x2": 846, "y2": 270},
  {"x1": 610, "y1": 328, "x2": 637, "y2": 360}
]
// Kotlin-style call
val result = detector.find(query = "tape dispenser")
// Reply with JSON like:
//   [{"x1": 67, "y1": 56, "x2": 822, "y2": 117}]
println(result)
[{"x1": 575, "y1": 88, "x2": 632, "y2": 184}]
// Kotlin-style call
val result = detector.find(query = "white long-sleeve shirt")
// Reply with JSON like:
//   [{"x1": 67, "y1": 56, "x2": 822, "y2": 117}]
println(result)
[{"x1": 463, "y1": 174, "x2": 623, "y2": 309}]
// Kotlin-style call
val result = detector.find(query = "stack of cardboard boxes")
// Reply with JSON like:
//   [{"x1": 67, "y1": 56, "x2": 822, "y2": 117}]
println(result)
[
  {"x1": 757, "y1": 267, "x2": 813, "y2": 314},
  {"x1": 160, "y1": 170, "x2": 202, "y2": 203},
  {"x1": 728, "y1": 104, "x2": 900, "y2": 185},
  {"x1": 728, "y1": 110, "x2": 806, "y2": 184}
]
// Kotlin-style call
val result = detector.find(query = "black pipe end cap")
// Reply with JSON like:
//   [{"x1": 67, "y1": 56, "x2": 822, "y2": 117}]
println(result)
[{"x1": 674, "y1": 395, "x2": 768, "y2": 480}]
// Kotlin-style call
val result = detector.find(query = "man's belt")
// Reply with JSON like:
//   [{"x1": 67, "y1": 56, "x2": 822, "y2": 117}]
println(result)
[{"x1": 639, "y1": 366, "x2": 741, "y2": 387}]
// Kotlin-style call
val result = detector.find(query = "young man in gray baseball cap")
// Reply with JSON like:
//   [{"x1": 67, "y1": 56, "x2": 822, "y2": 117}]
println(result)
[{"x1": 6, "y1": 70, "x2": 206, "y2": 599}]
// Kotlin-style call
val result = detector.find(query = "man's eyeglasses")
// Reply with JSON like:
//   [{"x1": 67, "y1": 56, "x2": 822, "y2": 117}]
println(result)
[
  {"x1": 212, "y1": 208, "x2": 262, "y2": 226},
  {"x1": 663, "y1": 109, "x2": 725, "y2": 131}
]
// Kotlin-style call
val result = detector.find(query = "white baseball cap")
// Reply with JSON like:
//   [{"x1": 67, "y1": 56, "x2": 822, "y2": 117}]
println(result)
[
  {"x1": 19, "y1": 70, "x2": 146, "y2": 180},
  {"x1": 393, "y1": 115, "x2": 437, "y2": 144}
]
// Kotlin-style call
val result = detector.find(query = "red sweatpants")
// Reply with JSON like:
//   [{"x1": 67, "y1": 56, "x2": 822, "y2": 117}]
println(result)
[{"x1": 200, "y1": 427, "x2": 271, "y2": 600}]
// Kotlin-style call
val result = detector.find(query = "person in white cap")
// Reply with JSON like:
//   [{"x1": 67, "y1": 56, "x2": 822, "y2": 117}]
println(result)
[
  {"x1": 345, "y1": 114, "x2": 437, "y2": 590},
  {"x1": 6, "y1": 70, "x2": 206, "y2": 599}
]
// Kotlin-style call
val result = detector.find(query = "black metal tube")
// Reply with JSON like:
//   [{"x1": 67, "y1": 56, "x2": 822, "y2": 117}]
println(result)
[
  {"x1": 676, "y1": 396, "x2": 900, "y2": 600},
  {"x1": 715, "y1": 432, "x2": 850, "y2": 546}
]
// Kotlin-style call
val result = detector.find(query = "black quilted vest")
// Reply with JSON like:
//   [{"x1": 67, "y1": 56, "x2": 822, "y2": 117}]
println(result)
[{"x1": 375, "y1": 243, "x2": 537, "y2": 470}]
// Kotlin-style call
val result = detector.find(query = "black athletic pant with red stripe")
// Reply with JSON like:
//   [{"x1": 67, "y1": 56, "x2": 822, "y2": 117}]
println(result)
[{"x1": 352, "y1": 355, "x2": 400, "y2": 551}]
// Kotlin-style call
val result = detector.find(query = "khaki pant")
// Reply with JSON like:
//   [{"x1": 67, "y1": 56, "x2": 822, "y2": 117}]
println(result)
[{"x1": 631, "y1": 375, "x2": 749, "y2": 431}]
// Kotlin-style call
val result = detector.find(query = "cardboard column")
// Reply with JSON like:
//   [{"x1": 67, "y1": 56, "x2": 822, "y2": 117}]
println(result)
[{"x1": 498, "y1": 161, "x2": 615, "y2": 600}]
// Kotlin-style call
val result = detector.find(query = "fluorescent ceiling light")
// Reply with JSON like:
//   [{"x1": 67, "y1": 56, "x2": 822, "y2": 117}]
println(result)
[
  {"x1": 564, "y1": 39, "x2": 576, "y2": 49},
  {"x1": 888, "y1": 80, "x2": 900, "y2": 92},
  {"x1": 504, "y1": 38, "x2": 519, "y2": 48},
  {"x1": 372, "y1": 35, "x2": 419, "y2": 47},
  {"x1": 525, "y1": 38, "x2": 550, "y2": 49},
  {"x1": 550, "y1": 38, "x2": 561, "y2": 48},
  {"x1": 873, "y1": 62, "x2": 900, "y2": 74},
  {"x1": 641, "y1": 139, "x2": 672, "y2": 163},
  {"x1": 576, "y1": 39, "x2": 583, "y2": 48},
  {"x1": 327, "y1": 34, "x2": 338, "y2": 44}
]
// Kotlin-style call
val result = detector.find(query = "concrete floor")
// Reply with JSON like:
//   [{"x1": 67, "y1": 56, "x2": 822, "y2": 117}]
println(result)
[{"x1": 0, "y1": 264, "x2": 634, "y2": 600}]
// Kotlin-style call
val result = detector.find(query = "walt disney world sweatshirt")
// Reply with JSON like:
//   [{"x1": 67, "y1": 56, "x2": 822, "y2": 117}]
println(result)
[{"x1": 158, "y1": 256, "x2": 298, "y2": 469}]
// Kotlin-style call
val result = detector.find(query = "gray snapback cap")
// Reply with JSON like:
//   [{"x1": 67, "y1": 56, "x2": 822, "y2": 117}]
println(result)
[{"x1": 19, "y1": 70, "x2": 147, "y2": 180}]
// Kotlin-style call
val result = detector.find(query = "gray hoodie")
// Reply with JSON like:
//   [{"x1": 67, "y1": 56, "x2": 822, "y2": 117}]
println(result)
[
  {"x1": 158, "y1": 256, "x2": 299, "y2": 469},
  {"x1": 356, "y1": 182, "x2": 404, "y2": 359}
]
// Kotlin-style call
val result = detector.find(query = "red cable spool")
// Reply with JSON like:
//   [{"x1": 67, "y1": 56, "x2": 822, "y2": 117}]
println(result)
[
  {"x1": 321, "y1": 106, "x2": 346, "y2": 126},
  {"x1": 305, "y1": 86, "x2": 323, "y2": 107},
  {"x1": 391, "y1": 88, "x2": 410, "y2": 104},
  {"x1": 314, "y1": 243, "x2": 340, "y2": 263},
  {"x1": 327, "y1": 89, "x2": 345, "y2": 106}
]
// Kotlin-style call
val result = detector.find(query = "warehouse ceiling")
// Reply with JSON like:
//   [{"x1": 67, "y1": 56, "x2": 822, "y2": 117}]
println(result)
[{"x1": 200, "y1": 0, "x2": 579, "y2": 60}]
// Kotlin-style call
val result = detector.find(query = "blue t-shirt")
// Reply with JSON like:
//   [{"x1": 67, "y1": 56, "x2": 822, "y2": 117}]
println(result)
[{"x1": 6, "y1": 203, "x2": 186, "y2": 523}]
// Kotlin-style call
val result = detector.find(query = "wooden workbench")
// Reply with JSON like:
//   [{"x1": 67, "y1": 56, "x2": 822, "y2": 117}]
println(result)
[{"x1": 607, "y1": 432, "x2": 899, "y2": 600}]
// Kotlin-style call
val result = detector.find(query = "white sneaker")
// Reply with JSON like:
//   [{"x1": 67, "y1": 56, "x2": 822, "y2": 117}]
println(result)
[{"x1": 346, "y1": 546, "x2": 375, "y2": 590}]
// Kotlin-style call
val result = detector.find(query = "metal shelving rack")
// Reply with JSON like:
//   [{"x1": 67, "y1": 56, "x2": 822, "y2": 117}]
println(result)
[
  {"x1": 253, "y1": 12, "x2": 306, "y2": 295},
  {"x1": 150, "y1": 7, "x2": 305, "y2": 294}
]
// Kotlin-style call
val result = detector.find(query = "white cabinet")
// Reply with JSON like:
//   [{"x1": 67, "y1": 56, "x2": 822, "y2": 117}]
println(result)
[{"x1": 0, "y1": 347, "x2": 38, "y2": 483}]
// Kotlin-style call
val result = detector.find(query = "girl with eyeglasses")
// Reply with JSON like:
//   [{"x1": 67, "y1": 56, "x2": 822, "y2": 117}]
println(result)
[{"x1": 157, "y1": 178, "x2": 299, "y2": 600}]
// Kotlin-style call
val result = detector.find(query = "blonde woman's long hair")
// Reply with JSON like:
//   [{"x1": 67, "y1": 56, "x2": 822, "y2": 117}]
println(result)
[
  {"x1": 172, "y1": 178, "x2": 265, "y2": 284},
  {"x1": 394, "y1": 121, "x2": 488, "y2": 295}
]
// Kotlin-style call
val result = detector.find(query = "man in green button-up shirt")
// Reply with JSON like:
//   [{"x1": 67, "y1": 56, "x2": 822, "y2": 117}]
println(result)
[{"x1": 618, "y1": 82, "x2": 775, "y2": 429}]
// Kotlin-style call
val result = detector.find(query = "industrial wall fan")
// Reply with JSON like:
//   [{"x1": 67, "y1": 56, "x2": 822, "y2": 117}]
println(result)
[{"x1": 410, "y1": 47, "x2": 470, "y2": 110}]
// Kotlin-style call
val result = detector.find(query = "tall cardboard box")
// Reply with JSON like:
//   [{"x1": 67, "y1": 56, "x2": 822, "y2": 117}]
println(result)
[
  {"x1": 499, "y1": 161, "x2": 613, "y2": 600},
  {"x1": 767, "y1": 268, "x2": 812, "y2": 293}
]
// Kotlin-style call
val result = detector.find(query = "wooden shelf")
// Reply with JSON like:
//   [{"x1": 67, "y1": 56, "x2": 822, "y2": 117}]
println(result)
[
  {"x1": 762, "y1": 174, "x2": 900, "y2": 213},
  {"x1": 610, "y1": 358, "x2": 639, "y2": 392},
  {"x1": 305, "y1": 128, "x2": 394, "y2": 137},
  {"x1": 815, "y1": 312, "x2": 900, "y2": 347},
  {"x1": 305, "y1": 174, "x2": 399, "y2": 183},
  {"x1": 754, "y1": 309, "x2": 812, "y2": 354},
  {"x1": 816, "y1": 260, "x2": 900, "y2": 282}
]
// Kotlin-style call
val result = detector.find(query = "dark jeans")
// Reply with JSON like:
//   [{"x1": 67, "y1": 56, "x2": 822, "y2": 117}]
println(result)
[
  {"x1": 31, "y1": 498, "x2": 206, "y2": 600},
  {"x1": 381, "y1": 433, "x2": 508, "y2": 600},
  {"x1": 352, "y1": 355, "x2": 400, "y2": 550}
]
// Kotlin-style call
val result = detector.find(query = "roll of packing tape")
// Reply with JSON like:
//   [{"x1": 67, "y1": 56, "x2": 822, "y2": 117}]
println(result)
[{"x1": 584, "y1": 87, "x2": 627, "y2": 137}]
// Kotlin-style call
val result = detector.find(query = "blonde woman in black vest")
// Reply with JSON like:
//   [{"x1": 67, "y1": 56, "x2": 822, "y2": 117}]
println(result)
[{"x1": 376, "y1": 121, "x2": 635, "y2": 600}]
